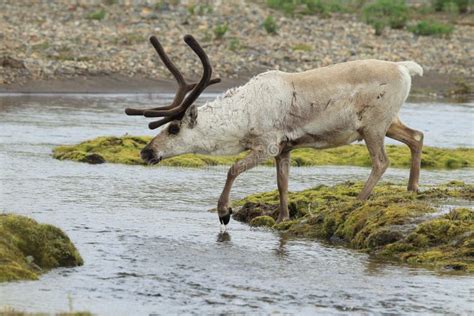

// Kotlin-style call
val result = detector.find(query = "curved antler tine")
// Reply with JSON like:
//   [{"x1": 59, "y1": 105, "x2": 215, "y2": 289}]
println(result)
[
  {"x1": 206, "y1": 77, "x2": 221, "y2": 86},
  {"x1": 149, "y1": 35, "x2": 196, "y2": 112},
  {"x1": 149, "y1": 36, "x2": 187, "y2": 87},
  {"x1": 148, "y1": 116, "x2": 175, "y2": 130},
  {"x1": 142, "y1": 35, "x2": 215, "y2": 119},
  {"x1": 125, "y1": 34, "x2": 219, "y2": 124},
  {"x1": 125, "y1": 77, "x2": 221, "y2": 117},
  {"x1": 173, "y1": 34, "x2": 213, "y2": 118},
  {"x1": 125, "y1": 37, "x2": 192, "y2": 117},
  {"x1": 142, "y1": 108, "x2": 178, "y2": 117},
  {"x1": 125, "y1": 108, "x2": 146, "y2": 115}
]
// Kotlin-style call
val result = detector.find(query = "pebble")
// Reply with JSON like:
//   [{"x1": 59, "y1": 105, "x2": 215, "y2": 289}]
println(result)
[{"x1": 0, "y1": 1, "x2": 472, "y2": 85}]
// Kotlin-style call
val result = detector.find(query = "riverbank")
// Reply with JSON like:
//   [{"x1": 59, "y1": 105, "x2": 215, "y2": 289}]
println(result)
[
  {"x1": 232, "y1": 181, "x2": 474, "y2": 272},
  {"x1": 0, "y1": 72, "x2": 470, "y2": 102},
  {"x1": 52, "y1": 136, "x2": 474, "y2": 169},
  {"x1": 1, "y1": 1, "x2": 473, "y2": 99},
  {"x1": 0, "y1": 214, "x2": 83, "y2": 282}
]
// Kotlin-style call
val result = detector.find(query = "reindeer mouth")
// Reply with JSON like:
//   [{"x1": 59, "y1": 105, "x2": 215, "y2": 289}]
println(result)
[{"x1": 147, "y1": 157, "x2": 162, "y2": 165}]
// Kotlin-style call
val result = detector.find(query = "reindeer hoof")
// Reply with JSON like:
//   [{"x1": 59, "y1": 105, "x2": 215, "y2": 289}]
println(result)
[{"x1": 219, "y1": 208, "x2": 233, "y2": 225}]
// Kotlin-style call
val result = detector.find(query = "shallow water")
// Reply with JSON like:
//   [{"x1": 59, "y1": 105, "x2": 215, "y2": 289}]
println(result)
[{"x1": 0, "y1": 94, "x2": 473, "y2": 315}]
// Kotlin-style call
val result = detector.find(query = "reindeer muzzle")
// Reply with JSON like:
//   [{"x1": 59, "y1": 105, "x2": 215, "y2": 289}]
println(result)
[{"x1": 140, "y1": 147, "x2": 161, "y2": 165}]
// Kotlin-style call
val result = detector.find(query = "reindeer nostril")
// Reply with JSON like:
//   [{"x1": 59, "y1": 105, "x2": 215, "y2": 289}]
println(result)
[{"x1": 140, "y1": 147, "x2": 156, "y2": 163}]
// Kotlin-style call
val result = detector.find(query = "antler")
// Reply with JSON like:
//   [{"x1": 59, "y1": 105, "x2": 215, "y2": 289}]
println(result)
[{"x1": 125, "y1": 35, "x2": 221, "y2": 129}]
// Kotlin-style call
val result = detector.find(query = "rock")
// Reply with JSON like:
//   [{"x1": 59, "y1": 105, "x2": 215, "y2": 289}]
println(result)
[
  {"x1": 233, "y1": 202, "x2": 278, "y2": 223},
  {"x1": 82, "y1": 153, "x2": 105, "y2": 164},
  {"x1": 0, "y1": 56, "x2": 26, "y2": 69},
  {"x1": 366, "y1": 228, "x2": 404, "y2": 247}
]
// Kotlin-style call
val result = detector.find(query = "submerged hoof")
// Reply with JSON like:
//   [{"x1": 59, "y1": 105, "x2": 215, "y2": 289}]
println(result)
[{"x1": 219, "y1": 208, "x2": 233, "y2": 225}]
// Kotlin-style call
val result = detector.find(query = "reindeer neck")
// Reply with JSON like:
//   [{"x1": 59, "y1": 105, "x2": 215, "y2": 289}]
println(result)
[{"x1": 188, "y1": 95, "x2": 249, "y2": 156}]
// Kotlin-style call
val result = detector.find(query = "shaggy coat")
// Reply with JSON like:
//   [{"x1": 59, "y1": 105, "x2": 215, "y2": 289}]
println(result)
[{"x1": 143, "y1": 59, "x2": 424, "y2": 225}]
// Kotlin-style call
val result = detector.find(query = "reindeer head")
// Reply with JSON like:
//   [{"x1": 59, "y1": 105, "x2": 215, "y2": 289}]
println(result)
[{"x1": 125, "y1": 35, "x2": 220, "y2": 164}]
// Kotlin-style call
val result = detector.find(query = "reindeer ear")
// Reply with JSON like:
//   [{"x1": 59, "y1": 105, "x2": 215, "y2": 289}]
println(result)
[{"x1": 187, "y1": 105, "x2": 198, "y2": 128}]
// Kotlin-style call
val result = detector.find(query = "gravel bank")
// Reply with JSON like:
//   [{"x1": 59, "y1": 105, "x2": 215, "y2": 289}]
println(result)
[{"x1": 0, "y1": 1, "x2": 473, "y2": 96}]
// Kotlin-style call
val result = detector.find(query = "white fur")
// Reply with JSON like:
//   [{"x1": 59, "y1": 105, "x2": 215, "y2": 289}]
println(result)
[
  {"x1": 397, "y1": 61, "x2": 423, "y2": 77},
  {"x1": 149, "y1": 60, "x2": 423, "y2": 160}
]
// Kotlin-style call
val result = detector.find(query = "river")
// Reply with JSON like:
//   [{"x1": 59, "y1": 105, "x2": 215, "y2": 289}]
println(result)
[{"x1": 0, "y1": 94, "x2": 473, "y2": 315}]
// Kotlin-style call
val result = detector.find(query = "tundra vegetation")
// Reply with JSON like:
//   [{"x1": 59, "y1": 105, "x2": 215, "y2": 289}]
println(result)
[
  {"x1": 52, "y1": 136, "x2": 474, "y2": 169},
  {"x1": 263, "y1": 15, "x2": 278, "y2": 34},
  {"x1": 233, "y1": 181, "x2": 474, "y2": 272},
  {"x1": 409, "y1": 20, "x2": 455, "y2": 36},
  {"x1": 265, "y1": 0, "x2": 469, "y2": 36},
  {"x1": 0, "y1": 214, "x2": 83, "y2": 282},
  {"x1": 213, "y1": 23, "x2": 229, "y2": 40},
  {"x1": 2, "y1": 1, "x2": 472, "y2": 99}
]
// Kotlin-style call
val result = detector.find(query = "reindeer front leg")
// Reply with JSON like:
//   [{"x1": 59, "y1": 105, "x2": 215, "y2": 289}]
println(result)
[
  {"x1": 358, "y1": 130, "x2": 389, "y2": 200},
  {"x1": 217, "y1": 149, "x2": 269, "y2": 225}
]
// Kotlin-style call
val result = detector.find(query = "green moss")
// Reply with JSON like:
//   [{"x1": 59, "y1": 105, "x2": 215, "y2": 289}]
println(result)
[
  {"x1": 86, "y1": 9, "x2": 106, "y2": 21},
  {"x1": 53, "y1": 136, "x2": 148, "y2": 165},
  {"x1": 53, "y1": 136, "x2": 474, "y2": 169},
  {"x1": 273, "y1": 220, "x2": 298, "y2": 231},
  {"x1": 0, "y1": 214, "x2": 83, "y2": 282},
  {"x1": 249, "y1": 216, "x2": 276, "y2": 227},
  {"x1": 233, "y1": 182, "x2": 474, "y2": 272},
  {"x1": 292, "y1": 43, "x2": 312, "y2": 52}
]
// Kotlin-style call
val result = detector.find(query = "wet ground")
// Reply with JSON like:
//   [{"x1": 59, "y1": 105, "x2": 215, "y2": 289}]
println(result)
[{"x1": 0, "y1": 94, "x2": 473, "y2": 315}]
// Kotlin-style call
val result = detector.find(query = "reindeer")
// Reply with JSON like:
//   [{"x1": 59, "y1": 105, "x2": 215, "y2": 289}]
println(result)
[{"x1": 126, "y1": 35, "x2": 424, "y2": 227}]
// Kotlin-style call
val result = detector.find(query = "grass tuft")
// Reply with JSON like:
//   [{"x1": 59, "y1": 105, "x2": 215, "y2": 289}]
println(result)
[
  {"x1": 213, "y1": 23, "x2": 228, "y2": 40},
  {"x1": 409, "y1": 20, "x2": 454, "y2": 36},
  {"x1": 86, "y1": 9, "x2": 106, "y2": 21},
  {"x1": 263, "y1": 15, "x2": 278, "y2": 34},
  {"x1": 363, "y1": 0, "x2": 408, "y2": 35}
]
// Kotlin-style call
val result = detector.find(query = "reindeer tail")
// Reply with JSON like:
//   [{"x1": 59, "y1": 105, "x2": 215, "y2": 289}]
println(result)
[{"x1": 397, "y1": 61, "x2": 423, "y2": 77}]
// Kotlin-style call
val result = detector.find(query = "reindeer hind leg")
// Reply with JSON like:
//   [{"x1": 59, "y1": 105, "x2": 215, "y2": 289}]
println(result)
[
  {"x1": 386, "y1": 118, "x2": 423, "y2": 192},
  {"x1": 275, "y1": 150, "x2": 291, "y2": 223}
]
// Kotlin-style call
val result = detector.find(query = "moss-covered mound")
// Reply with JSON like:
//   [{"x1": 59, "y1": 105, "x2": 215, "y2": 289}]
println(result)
[
  {"x1": 233, "y1": 181, "x2": 474, "y2": 272},
  {"x1": 0, "y1": 214, "x2": 83, "y2": 282},
  {"x1": 52, "y1": 136, "x2": 474, "y2": 169}
]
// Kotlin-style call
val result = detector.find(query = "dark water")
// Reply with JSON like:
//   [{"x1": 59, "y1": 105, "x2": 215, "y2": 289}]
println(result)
[{"x1": 0, "y1": 94, "x2": 473, "y2": 315}]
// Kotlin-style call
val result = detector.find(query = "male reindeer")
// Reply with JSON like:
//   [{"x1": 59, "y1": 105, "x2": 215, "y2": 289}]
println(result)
[{"x1": 126, "y1": 35, "x2": 424, "y2": 226}]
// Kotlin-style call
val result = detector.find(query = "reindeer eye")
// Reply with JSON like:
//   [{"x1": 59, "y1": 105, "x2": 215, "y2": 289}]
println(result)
[{"x1": 167, "y1": 123, "x2": 180, "y2": 135}]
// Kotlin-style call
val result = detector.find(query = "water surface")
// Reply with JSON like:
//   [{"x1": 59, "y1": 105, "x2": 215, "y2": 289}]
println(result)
[{"x1": 0, "y1": 94, "x2": 473, "y2": 315}]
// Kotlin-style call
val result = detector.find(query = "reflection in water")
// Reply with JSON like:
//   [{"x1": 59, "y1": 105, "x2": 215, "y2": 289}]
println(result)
[
  {"x1": 0, "y1": 94, "x2": 473, "y2": 315},
  {"x1": 275, "y1": 235, "x2": 290, "y2": 258},
  {"x1": 216, "y1": 232, "x2": 231, "y2": 243}
]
